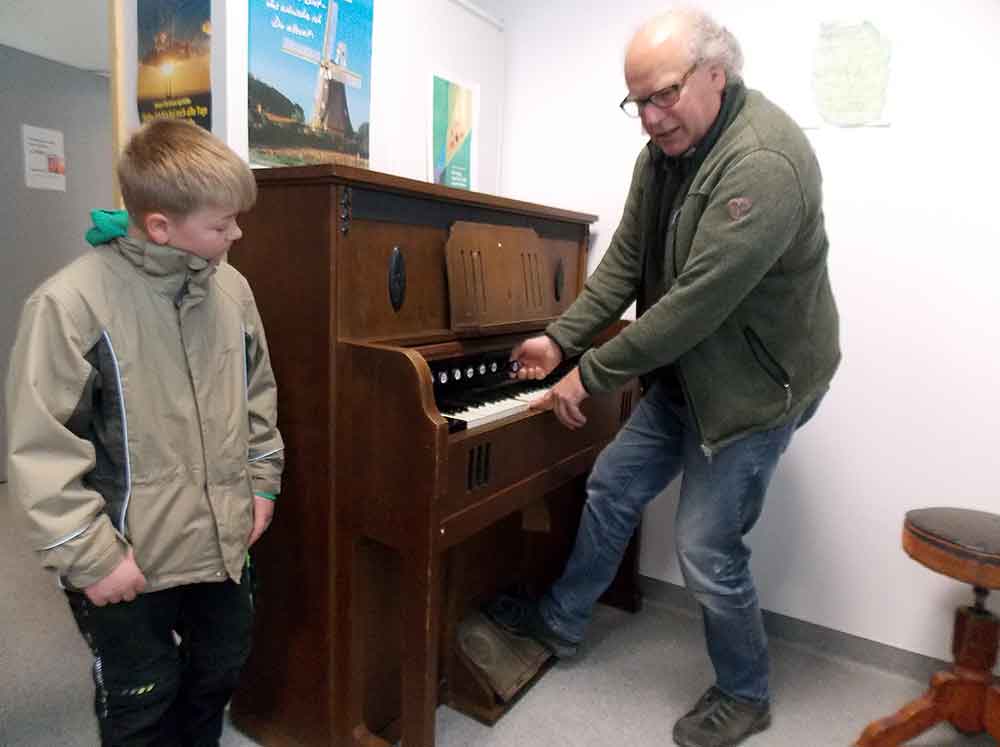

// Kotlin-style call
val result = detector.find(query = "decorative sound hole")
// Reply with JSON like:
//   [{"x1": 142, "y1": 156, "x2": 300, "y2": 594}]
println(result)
[
  {"x1": 467, "y1": 443, "x2": 492, "y2": 490},
  {"x1": 388, "y1": 247, "x2": 406, "y2": 312}
]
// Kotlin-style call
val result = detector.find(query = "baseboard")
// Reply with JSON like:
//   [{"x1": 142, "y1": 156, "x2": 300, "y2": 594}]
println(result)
[{"x1": 638, "y1": 575, "x2": 948, "y2": 684}]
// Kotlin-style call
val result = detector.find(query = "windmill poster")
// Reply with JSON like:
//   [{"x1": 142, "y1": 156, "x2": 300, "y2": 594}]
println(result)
[
  {"x1": 248, "y1": 0, "x2": 373, "y2": 167},
  {"x1": 430, "y1": 74, "x2": 477, "y2": 190},
  {"x1": 137, "y1": 0, "x2": 213, "y2": 130}
]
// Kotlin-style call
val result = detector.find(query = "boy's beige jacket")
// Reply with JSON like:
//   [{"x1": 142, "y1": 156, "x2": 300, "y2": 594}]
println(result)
[{"x1": 6, "y1": 237, "x2": 284, "y2": 592}]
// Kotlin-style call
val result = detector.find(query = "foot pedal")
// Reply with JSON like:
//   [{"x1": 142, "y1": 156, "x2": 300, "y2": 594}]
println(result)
[{"x1": 456, "y1": 611, "x2": 551, "y2": 703}]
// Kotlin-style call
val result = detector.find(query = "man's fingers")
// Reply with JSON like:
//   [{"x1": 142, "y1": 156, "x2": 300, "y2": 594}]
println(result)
[
  {"x1": 566, "y1": 401, "x2": 587, "y2": 427},
  {"x1": 554, "y1": 397, "x2": 587, "y2": 429},
  {"x1": 554, "y1": 405, "x2": 578, "y2": 430},
  {"x1": 529, "y1": 391, "x2": 554, "y2": 411},
  {"x1": 511, "y1": 363, "x2": 549, "y2": 381}
]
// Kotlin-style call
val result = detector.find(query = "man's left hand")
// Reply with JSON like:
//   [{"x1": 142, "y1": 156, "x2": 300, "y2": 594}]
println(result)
[
  {"x1": 248, "y1": 495, "x2": 275, "y2": 547},
  {"x1": 531, "y1": 366, "x2": 589, "y2": 430}
]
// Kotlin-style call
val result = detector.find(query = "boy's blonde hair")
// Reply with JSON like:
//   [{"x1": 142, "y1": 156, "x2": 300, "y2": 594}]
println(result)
[{"x1": 117, "y1": 119, "x2": 256, "y2": 220}]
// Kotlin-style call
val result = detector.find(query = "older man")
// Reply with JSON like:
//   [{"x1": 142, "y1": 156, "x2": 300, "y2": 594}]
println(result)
[{"x1": 485, "y1": 8, "x2": 840, "y2": 747}]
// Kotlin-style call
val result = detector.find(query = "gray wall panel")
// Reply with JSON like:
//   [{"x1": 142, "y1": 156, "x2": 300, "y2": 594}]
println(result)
[{"x1": 0, "y1": 44, "x2": 112, "y2": 482}]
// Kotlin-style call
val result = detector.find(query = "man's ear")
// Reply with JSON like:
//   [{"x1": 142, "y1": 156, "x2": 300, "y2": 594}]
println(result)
[
  {"x1": 708, "y1": 64, "x2": 727, "y2": 92},
  {"x1": 143, "y1": 212, "x2": 172, "y2": 245}
]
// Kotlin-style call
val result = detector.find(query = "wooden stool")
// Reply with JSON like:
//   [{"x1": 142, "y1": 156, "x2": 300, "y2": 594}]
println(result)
[{"x1": 855, "y1": 508, "x2": 1000, "y2": 746}]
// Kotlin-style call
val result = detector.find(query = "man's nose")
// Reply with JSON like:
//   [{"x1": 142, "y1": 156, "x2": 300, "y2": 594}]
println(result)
[
  {"x1": 230, "y1": 223, "x2": 243, "y2": 241},
  {"x1": 640, "y1": 103, "x2": 665, "y2": 129}
]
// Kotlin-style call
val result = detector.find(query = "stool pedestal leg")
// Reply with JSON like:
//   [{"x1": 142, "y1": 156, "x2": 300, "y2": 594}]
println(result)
[
  {"x1": 986, "y1": 684, "x2": 1000, "y2": 740},
  {"x1": 855, "y1": 605, "x2": 999, "y2": 747}
]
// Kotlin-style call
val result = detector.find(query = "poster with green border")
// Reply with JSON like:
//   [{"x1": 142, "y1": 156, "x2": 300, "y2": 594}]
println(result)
[{"x1": 431, "y1": 74, "x2": 478, "y2": 190}]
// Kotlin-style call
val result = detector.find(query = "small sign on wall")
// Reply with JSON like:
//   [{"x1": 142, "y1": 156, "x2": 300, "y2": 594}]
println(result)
[
  {"x1": 22, "y1": 124, "x2": 66, "y2": 192},
  {"x1": 430, "y1": 73, "x2": 478, "y2": 190}
]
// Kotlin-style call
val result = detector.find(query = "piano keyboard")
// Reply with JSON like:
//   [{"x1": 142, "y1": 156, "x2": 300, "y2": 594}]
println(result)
[{"x1": 440, "y1": 383, "x2": 550, "y2": 431}]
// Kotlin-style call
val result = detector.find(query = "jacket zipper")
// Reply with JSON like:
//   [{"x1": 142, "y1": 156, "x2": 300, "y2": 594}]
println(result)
[
  {"x1": 744, "y1": 327, "x2": 792, "y2": 413},
  {"x1": 675, "y1": 368, "x2": 714, "y2": 462},
  {"x1": 176, "y1": 285, "x2": 211, "y2": 500}
]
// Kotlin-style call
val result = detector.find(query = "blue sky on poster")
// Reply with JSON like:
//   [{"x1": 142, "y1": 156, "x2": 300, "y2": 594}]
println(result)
[{"x1": 248, "y1": 0, "x2": 372, "y2": 130}]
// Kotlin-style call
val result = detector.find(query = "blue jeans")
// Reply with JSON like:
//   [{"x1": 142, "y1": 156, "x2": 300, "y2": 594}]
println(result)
[{"x1": 539, "y1": 380, "x2": 821, "y2": 704}]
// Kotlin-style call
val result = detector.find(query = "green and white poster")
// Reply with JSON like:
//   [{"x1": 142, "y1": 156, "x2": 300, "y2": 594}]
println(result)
[{"x1": 431, "y1": 74, "x2": 478, "y2": 190}]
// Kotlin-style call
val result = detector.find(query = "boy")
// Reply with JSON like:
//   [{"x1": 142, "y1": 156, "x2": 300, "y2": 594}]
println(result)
[{"x1": 5, "y1": 118, "x2": 284, "y2": 745}]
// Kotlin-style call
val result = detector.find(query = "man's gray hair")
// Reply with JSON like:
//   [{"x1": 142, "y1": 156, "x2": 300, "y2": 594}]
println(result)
[{"x1": 682, "y1": 8, "x2": 744, "y2": 78}]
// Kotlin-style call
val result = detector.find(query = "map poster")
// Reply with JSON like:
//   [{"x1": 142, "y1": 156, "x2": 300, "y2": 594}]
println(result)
[
  {"x1": 431, "y1": 74, "x2": 478, "y2": 190},
  {"x1": 248, "y1": 0, "x2": 373, "y2": 168},
  {"x1": 813, "y1": 20, "x2": 892, "y2": 127},
  {"x1": 136, "y1": 0, "x2": 212, "y2": 130}
]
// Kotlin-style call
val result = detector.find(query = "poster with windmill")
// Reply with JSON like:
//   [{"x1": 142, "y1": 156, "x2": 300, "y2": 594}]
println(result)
[{"x1": 248, "y1": 0, "x2": 373, "y2": 167}]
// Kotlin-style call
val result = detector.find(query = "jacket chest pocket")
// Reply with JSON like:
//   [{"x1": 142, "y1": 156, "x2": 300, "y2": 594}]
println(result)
[{"x1": 668, "y1": 194, "x2": 708, "y2": 277}]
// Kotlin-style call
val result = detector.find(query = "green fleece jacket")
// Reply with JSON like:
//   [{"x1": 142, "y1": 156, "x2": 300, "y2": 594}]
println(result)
[{"x1": 547, "y1": 82, "x2": 840, "y2": 453}]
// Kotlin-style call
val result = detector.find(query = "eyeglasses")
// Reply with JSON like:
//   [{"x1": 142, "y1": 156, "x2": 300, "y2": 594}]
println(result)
[{"x1": 620, "y1": 63, "x2": 698, "y2": 118}]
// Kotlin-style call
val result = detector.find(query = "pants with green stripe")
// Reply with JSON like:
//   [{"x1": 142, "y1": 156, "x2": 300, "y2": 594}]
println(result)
[{"x1": 65, "y1": 565, "x2": 252, "y2": 746}]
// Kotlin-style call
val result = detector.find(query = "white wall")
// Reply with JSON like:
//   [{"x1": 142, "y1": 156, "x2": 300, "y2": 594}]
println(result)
[
  {"x1": 498, "y1": 0, "x2": 1000, "y2": 662},
  {"x1": 368, "y1": 0, "x2": 505, "y2": 191}
]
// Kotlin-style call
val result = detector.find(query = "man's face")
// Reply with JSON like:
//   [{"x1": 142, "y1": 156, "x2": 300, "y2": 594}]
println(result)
[
  {"x1": 625, "y1": 37, "x2": 725, "y2": 157},
  {"x1": 165, "y1": 206, "x2": 243, "y2": 262}
]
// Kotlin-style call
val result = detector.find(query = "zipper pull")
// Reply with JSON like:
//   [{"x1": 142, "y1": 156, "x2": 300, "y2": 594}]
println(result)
[
  {"x1": 174, "y1": 276, "x2": 190, "y2": 308},
  {"x1": 701, "y1": 443, "x2": 714, "y2": 463}
]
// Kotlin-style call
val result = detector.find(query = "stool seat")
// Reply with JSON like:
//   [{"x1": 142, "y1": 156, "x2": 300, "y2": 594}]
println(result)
[{"x1": 904, "y1": 508, "x2": 1000, "y2": 589}]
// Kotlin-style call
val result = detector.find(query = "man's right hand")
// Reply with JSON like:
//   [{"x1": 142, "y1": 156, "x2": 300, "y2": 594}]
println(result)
[
  {"x1": 85, "y1": 548, "x2": 147, "y2": 606},
  {"x1": 510, "y1": 335, "x2": 563, "y2": 380}
]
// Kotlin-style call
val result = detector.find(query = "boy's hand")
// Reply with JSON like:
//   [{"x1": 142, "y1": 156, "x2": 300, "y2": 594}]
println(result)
[
  {"x1": 248, "y1": 495, "x2": 275, "y2": 547},
  {"x1": 85, "y1": 548, "x2": 147, "y2": 606}
]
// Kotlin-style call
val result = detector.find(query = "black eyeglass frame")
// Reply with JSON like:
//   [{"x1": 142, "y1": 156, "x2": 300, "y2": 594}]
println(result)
[{"x1": 619, "y1": 62, "x2": 699, "y2": 117}]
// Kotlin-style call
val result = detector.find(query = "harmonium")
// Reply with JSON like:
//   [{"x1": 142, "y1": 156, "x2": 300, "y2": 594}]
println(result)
[{"x1": 228, "y1": 164, "x2": 641, "y2": 747}]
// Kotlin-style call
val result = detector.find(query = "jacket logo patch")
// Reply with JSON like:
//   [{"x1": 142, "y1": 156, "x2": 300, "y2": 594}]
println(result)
[{"x1": 727, "y1": 197, "x2": 753, "y2": 221}]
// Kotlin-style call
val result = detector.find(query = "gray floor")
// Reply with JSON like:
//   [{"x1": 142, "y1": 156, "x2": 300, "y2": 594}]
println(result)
[{"x1": 1, "y1": 481, "x2": 994, "y2": 746}]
